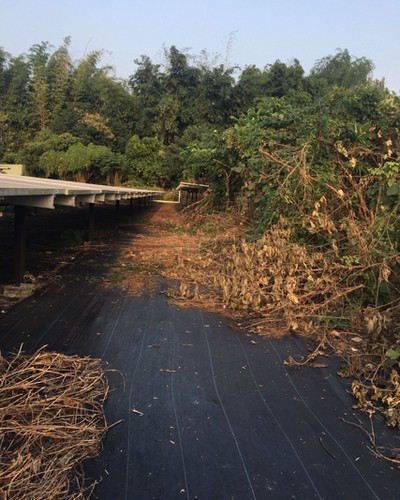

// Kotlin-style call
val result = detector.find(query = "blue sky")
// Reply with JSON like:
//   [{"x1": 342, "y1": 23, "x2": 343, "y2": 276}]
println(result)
[{"x1": 2, "y1": 0, "x2": 400, "y2": 92}]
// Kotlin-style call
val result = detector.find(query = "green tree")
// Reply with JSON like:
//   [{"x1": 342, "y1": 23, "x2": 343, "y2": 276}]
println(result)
[
  {"x1": 129, "y1": 55, "x2": 162, "y2": 137},
  {"x1": 28, "y1": 42, "x2": 52, "y2": 130},
  {"x1": 72, "y1": 51, "x2": 103, "y2": 106},
  {"x1": 18, "y1": 128, "x2": 80, "y2": 175},
  {"x1": 92, "y1": 77, "x2": 136, "y2": 152},
  {"x1": 264, "y1": 59, "x2": 305, "y2": 97},
  {"x1": 310, "y1": 48, "x2": 374, "y2": 88},
  {"x1": 236, "y1": 59, "x2": 305, "y2": 105},
  {"x1": 47, "y1": 37, "x2": 72, "y2": 124},
  {"x1": 153, "y1": 93, "x2": 180, "y2": 143},
  {"x1": 156, "y1": 46, "x2": 201, "y2": 138},
  {"x1": 124, "y1": 135, "x2": 163, "y2": 185},
  {"x1": 163, "y1": 45, "x2": 192, "y2": 93},
  {"x1": 195, "y1": 65, "x2": 237, "y2": 125},
  {"x1": 0, "y1": 47, "x2": 10, "y2": 97},
  {"x1": 0, "y1": 54, "x2": 32, "y2": 155},
  {"x1": 41, "y1": 142, "x2": 121, "y2": 183},
  {"x1": 236, "y1": 65, "x2": 269, "y2": 109}
]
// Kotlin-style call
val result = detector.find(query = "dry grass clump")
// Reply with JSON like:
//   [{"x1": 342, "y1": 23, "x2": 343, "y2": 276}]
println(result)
[{"x1": 0, "y1": 347, "x2": 109, "y2": 499}]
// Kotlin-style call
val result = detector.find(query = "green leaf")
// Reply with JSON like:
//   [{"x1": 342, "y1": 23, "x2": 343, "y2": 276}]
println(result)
[
  {"x1": 386, "y1": 183, "x2": 399, "y2": 196},
  {"x1": 231, "y1": 165, "x2": 244, "y2": 173},
  {"x1": 385, "y1": 348, "x2": 400, "y2": 360}
]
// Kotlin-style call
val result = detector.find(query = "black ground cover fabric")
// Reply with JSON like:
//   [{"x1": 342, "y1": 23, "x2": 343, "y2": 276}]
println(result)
[{"x1": 1, "y1": 230, "x2": 399, "y2": 500}]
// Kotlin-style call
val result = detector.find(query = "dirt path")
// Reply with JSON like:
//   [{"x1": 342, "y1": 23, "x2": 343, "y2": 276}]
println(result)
[
  {"x1": 0, "y1": 203, "x2": 399, "y2": 499},
  {"x1": 109, "y1": 202, "x2": 204, "y2": 292},
  {"x1": 0, "y1": 202, "x2": 198, "y2": 308}
]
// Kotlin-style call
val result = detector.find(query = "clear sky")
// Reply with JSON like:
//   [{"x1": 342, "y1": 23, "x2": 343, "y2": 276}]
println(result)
[{"x1": 2, "y1": 0, "x2": 400, "y2": 92}]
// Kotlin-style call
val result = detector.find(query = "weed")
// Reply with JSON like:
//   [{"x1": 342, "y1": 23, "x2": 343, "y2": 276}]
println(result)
[{"x1": 103, "y1": 273, "x2": 124, "y2": 283}]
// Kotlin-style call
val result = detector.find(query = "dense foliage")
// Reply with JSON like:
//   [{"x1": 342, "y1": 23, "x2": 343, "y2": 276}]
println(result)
[
  {"x1": 0, "y1": 39, "x2": 242, "y2": 186},
  {"x1": 1, "y1": 41, "x2": 391, "y2": 191}
]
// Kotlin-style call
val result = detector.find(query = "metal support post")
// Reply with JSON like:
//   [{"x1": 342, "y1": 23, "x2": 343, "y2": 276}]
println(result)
[
  {"x1": 14, "y1": 205, "x2": 26, "y2": 283},
  {"x1": 88, "y1": 203, "x2": 95, "y2": 241}
]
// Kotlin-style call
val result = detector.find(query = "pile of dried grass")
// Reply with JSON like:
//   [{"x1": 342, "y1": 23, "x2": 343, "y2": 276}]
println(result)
[
  {"x1": 168, "y1": 222, "x2": 365, "y2": 332},
  {"x1": 0, "y1": 347, "x2": 109, "y2": 499}
]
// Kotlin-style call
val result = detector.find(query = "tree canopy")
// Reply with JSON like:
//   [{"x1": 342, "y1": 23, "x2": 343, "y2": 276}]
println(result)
[{"x1": 0, "y1": 42, "x2": 395, "y2": 194}]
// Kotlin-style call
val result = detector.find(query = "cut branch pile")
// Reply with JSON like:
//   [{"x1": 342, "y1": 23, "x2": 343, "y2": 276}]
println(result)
[
  {"x1": 0, "y1": 347, "x2": 109, "y2": 499},
  {"x1": 167, "y1": 222, "x2": 379, "y2": 333}
]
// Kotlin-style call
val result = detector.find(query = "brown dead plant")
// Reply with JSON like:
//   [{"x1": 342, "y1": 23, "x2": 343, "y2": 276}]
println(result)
[{"x1": 0, "y1": 346, "x2": 109, "y2": 499}]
